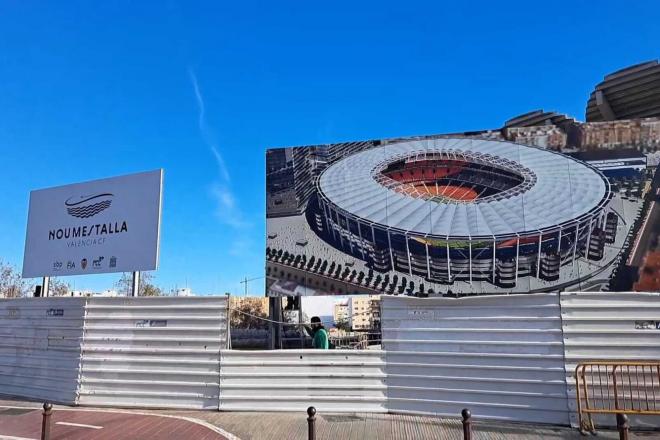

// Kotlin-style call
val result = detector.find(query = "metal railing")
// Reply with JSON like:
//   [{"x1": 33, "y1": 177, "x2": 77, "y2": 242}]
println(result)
[{"x1": 575, "y1": 361, "x2": 660, "y2": 433}]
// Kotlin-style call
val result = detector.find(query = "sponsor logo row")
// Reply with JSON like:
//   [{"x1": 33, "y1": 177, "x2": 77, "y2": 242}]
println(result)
[{"x1": 52, "y1": 256, "x2": 117, "y2": 271}]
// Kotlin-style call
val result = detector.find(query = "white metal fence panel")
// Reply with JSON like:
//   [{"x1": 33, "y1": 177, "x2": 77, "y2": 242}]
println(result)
[
  {"x1": 78, "y1": 296, "x2": 228, "y2": 409},
  {"x1": 560, "y1": 291, "x2": 660, "y2": 429},
  {"x1": 382, "y1": 294, "x2": 570, "y2": 425},
  {"x1": 0, "y1": 297, "x2": 86, "y2": 404},
  {"x1": 219, "y1": 350, "x2": 387, "y2": 412}
]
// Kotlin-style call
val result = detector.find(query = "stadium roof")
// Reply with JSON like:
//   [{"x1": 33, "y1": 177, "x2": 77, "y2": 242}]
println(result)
[
  {"x1": 318, "y1": 138, "x2": 610, "y2": 238},
  {"x1": 586, "y1": 60, "x2": 660, "y2": 122}
]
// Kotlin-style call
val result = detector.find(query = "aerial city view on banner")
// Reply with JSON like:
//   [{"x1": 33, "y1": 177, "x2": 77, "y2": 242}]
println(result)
[{"x1": 266, "y1": 61, "x2": 660, "y2": 297}]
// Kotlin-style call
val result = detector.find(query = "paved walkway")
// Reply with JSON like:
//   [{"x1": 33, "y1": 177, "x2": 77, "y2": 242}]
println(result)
[
  {"x1": 0, "y1": 399, "x2": 656, "y2": 440},
  {"x1": 0, "y1": 405, "x2": 231, "y2": 440},
  {"x1": 168, "y1": 411, "x2": 656, "y2": 440}
]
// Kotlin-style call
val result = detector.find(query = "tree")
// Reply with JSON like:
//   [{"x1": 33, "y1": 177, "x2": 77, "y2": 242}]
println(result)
[
  {"x1": 0, "y1": 260, "x2": 33, "y2": 298},
  {"x1": 334, "y1": 264, "x2": 342, "y2": 278},
  {"x1": 397, "y1": 277, "x2": 406, "y2": 294},
  {"x1": 230, "y1": 297, "x2": 268, "y2": 329},
  {"x1": 49, "y1": 278, "x2": 72, "y2": 297},
  {"x1": 142, "y1": 284, "x2": 163, "y2": 297},
  {"x1": 382, "y1": 274, "x2": 390, "y2": 291},
  {"x1": 357, "y1": 271, "x2": 365, "y2": 285},
  {"x1": 115, "y1": 272, "x2": 162, "y2": 296},
  {"x1": 335, "y1": 319, "x2": 351, "y2": 332},
  {"x1": 342, "y1": 267, "x2": 350, "y2": 280},
  {"x1": 407, "y1": 281, "x2": 415, "y2": 294}
]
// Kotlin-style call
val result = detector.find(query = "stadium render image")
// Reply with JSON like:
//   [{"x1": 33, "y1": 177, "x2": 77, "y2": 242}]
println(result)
[{"x1": 266, "y1": 137, "x2": 635, "y2": 296}]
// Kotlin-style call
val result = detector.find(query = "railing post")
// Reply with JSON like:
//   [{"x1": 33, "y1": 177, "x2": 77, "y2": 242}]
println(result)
[
  {"x1": 41, "y1": 402, "x2": 52, "y2": 440},
  {"x1": 307, "y1": 406, "x2": 316, "y2": 440},
  {"x1": 616, "y1": 413, "x2": 629, "y2": 440},
  {"x1": 461, "y1": 408, "x2": 472, "y2": 440}
]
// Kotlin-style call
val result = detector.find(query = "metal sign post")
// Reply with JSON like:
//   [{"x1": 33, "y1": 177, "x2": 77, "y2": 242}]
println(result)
[
  {"x1": 131, "y1": 271, "x2": 140, "y2": 297},
  {"x1": 42, "y1": 276, "x2": 50, "y2": 297}
]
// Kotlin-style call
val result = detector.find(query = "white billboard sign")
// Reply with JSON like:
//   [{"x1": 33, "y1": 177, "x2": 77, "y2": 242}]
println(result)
[{"x1": 22, "y1": 170, "x2": 163, "y2": 278}]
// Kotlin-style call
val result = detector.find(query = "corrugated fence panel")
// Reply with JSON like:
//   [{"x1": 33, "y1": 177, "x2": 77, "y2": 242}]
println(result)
[
  {"x1": 79, "y1": 296, "x2": 228, "y2": 409},
  {"x1": 382, "y1": 294, "x2": 570, "y2": 425},
  {"x1": 560, "y1": 291, "x2": 660, "y2": 429},
  {"x1": 219, "y1": 349, "x2": 387, "y2": 412},
  {"x1": 0, "y1": 297, "x2": 86, "y2": 404}
]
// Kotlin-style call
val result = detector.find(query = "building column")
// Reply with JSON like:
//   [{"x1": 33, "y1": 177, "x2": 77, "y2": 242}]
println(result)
[
  {"x1": 446, "y1": 239, "x2": 451, "y2": 280},
  {"x1": 468, "y1": 240, "x2": 473, "y2": 284},
  {"x1": 447, "y1": 236, "x2": 451, "y2": 279},
  {"x1": 557, "y1": 228, "x2": 563, "y2": 272},
  {"x1": 536, "y1": 232, "x2": 542, "y2": 278},
  {"x1": 405, "y1": 236, "x2": 413, "y2": 276},
  {"x1": 572, "y1": 223, "x2": 581, "y2": 268},
  {"x1": 585, "y1": 216, "x2": 594, "y2": 260},
  {"x1": 492, "y1": 237, "x2": 496, "y2": 284},
  {"x1": 425, "y1": 242, "x2": 431, "y2": 279},
  {"x1": 347, "y1": 217, "x2": 355, "y2": 254},
  {"x1": 514, "y1": 236, "x2": 520, "y2": 287},
  {"x1": 323, "y1": 201, "x2": 332, "y2": 235},
  {"x1": 387, "y1": 230, "x2": 395, "y2": 271},
  {"x1": 328, "y1": 206, "x2": 338, "y2": 243},
  {"x1": 356, "y1": 220, "x2": 366, "y2": 260},
  {"x1": 338, "y1": 215, "x2": 346, "y2": 251}
]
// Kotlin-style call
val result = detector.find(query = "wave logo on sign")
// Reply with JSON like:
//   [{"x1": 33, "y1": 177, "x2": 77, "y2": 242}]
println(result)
[{"x1": 64, "y1": 193, "x2": 114, "y2": 218}]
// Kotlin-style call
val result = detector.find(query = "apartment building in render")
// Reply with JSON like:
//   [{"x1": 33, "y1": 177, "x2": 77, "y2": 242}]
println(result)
[
  {"x1": 348, "y1": 295, "x2": 381, "y2": 331},
  {"x1": 333, "y1": 300, "x2": 349, "y2": 326}
]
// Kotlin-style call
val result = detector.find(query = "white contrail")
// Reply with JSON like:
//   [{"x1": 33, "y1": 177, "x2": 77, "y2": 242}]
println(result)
[
  {"x1": 188, "y1": 67, "x2": 249, "y2": 229},
  {"x1": 188, "y1": 68, "x2": 231, "y2": 183}
]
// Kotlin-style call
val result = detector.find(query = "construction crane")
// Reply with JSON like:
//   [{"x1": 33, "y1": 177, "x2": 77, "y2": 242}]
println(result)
[{"x1": 239, "y1": 275, "x2": 265, "y2": 296}]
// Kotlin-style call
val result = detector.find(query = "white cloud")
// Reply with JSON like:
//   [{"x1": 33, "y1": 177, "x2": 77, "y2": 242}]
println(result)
[{"x1": 210, "y1": 183, "x2": 250, "y2": 229}]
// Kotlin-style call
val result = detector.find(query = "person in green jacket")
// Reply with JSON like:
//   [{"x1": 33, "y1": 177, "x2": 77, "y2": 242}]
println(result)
[{"x1": 309, "y1": 316, "x2": 329, "y2": 349}]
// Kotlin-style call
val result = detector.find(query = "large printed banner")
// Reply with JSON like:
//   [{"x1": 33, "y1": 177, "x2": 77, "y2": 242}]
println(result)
[
  {"x1": 265, "y1": 137, "x2": 640, "y2": 296},
  {"x1": 23, "y1": 169, "x2": 163, "y2": 278}
]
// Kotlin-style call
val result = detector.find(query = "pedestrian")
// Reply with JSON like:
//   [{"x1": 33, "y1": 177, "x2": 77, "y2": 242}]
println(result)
[{"x1": 306, "y1": 316, "x2": 329, "y2": 349}]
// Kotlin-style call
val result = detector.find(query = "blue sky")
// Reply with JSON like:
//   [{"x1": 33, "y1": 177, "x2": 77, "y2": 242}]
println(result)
[{"x1": 0, "y1": 1, "x2": 658, "y2": 295}]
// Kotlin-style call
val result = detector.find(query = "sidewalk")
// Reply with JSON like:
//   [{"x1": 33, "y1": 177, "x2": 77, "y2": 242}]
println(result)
[
  {"x1": 0, "y1": 401, "x2": 234, "y2": 440},
  {"x1": 164, "y1": 411, "x2": 654, "y2": 440},
  {"x1": 0, "y1": 398, "x2": 653, "y2": 440}
]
